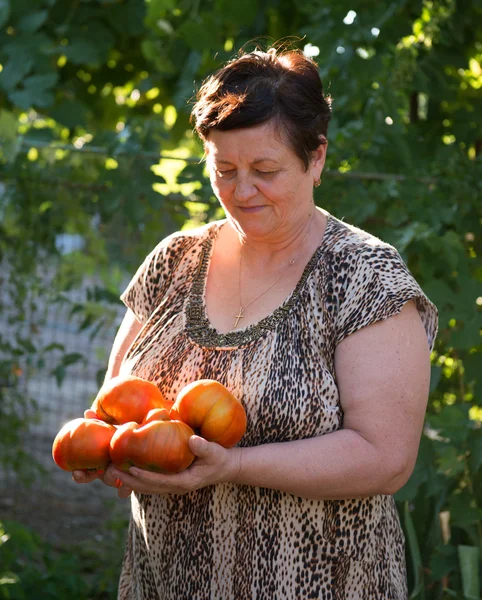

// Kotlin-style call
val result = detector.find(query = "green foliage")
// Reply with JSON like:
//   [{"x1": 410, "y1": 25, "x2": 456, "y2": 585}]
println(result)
[
  {"x1": 0, "y1": 0, "x2": 481, "y2": 598},
  {"x1": 0, "y1": 514, "x2": 126, "y2": 600},
  {"x1": 395, "y1": 403, "x2": 482, "y2": 597}
]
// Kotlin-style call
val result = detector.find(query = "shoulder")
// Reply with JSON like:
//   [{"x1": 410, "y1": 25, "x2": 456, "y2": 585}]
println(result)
[
  {"x1": 327, "y1": 215, "x2": 400, "y2": 260},
  {"x1": 140, "y1": 220, "x2": 222, "y2": 274},
  {"x1": 323, "y1": 214, "x2": 438, "y2": 349},
  {"x1": 324, "y1": 214, "x2": 407, "y2": 278},
  {"x1": 120, "y1": 220, "x2": 223, "y2": 322},
  {"x1": 154, "y1": 220, "x2": 221, "y2": 256}
]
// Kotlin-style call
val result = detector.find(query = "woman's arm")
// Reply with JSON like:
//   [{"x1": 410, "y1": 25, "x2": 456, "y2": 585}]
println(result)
[
  {"x1": 112, "y1": 300, "x2": 432, "y2": 499},
  {"x1": 103, "y1": 308, "x2": 143, "y2": 381},
  {"x1": 230, "y1": 300, "x2": 430, "y2": 498}
]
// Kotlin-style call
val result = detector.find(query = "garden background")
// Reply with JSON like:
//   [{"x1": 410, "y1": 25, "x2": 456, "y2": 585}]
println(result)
[{"x1": 0, "y1": 0, "x2": 481, "y2": 598}]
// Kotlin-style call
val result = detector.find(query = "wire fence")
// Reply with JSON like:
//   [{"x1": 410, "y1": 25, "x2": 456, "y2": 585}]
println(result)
[{"x1": 0, "y1": 277, "x2": 131, "y2": 546}]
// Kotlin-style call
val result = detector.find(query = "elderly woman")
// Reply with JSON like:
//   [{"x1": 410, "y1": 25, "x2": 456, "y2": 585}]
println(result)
[{"x1": 74, "y1": 47, "x2": 437, "y2": 599}]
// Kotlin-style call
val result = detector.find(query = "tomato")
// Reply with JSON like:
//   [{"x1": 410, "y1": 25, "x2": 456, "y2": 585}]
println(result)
[
  {"x1": 52, "y1": 418, "x2": 116, "y2": 471},
  {"x1": 170, "y1": 379, "x2": 247, "y2": 448},
  {"x1": 142, "y1": 408, "x2": 170, "y2": 424},
  {"x1": 109, "y1": 413, "x2": 195, "y2": 474},
  {"x1": 91, "y1": 375, "x2": 173, "y2": 425}
]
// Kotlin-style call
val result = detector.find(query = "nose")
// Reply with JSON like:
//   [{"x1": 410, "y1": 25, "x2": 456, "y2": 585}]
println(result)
[{"x1": 234, "y1": 177, "x2": 257, "y2": 202}]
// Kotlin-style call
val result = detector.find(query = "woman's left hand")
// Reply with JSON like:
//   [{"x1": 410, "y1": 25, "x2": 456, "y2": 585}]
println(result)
[{"x1": 106, "y1": 435, "x2": 242, "y2": 496}]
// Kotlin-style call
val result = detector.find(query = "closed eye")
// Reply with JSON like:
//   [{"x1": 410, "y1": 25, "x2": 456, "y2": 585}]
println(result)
[
  {"x1": 216, "y1": 169, "x2": 236, "y2": 178},
  {"x1": 256, "y1": 170, "x2": 278, "y2": 177}
]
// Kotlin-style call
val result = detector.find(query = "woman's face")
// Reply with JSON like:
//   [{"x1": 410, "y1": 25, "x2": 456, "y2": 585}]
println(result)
[{"x1": 205, "y1": 121, "x2": 326, "y2": 243}]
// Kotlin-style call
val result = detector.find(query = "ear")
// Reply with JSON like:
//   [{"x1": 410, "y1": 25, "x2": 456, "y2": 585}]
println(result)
[{"x1": 310, "y1": 135, "x2": 328, "y2": 181}]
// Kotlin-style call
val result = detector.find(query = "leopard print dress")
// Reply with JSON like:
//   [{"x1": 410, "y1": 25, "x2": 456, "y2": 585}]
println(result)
[{"x1": 117, "y1": 211, "x2": 438, "y2": 600}]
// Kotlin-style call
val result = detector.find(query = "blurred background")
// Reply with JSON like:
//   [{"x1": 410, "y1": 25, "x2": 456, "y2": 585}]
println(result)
[{"x1": 0, "y1": 0, "x2": 481, "y2": 598}]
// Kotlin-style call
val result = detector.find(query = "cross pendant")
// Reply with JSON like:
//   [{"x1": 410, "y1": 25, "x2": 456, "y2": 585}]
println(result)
[{"x1": 233, "y1": 307, "x2": 244, "y2": 329}]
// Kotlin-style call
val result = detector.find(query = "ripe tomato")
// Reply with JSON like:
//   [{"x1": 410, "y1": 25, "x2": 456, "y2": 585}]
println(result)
[
  {"x1": 109, "y1": 414, "x2": 195, "y2": 474},
  {"x1": 91, "y1": 375, "x2": 173, "y2": 425},
  {"x1": 170, "y1": 379, "x2": 247, "y2": 448},
  {"x1": 142, "y1": 408, "x2": 170, "y2": 424},
  {"x1": 52, "y1": 418, "x2": 116, "y2": 471}
]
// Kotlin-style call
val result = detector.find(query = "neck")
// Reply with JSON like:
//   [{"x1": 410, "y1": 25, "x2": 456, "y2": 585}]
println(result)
[{"x1": 235, "y1": 208, "x2": 317, "y2": 269}]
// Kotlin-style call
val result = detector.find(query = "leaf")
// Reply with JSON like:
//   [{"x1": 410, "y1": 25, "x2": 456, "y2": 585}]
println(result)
[
  {"x1": 449, "y1": 492, "x2": 482, "y2": 529},
  {"x1": 429, "y1": 544, "x2": 458, "y2": 580},
  {"x1": 22, "y1": 127, "x2": 55, "y2": 144},
  {"x1": 0, "y1": 0, "x2": 10, "y2": 28},
  {"x1": 404, "y1": 502, "x2": 425, "y2": 599},
  {"x1": 394, "y1": 222, "x2": 431, "y2": 252},
  {"x1": 173, "y1": 50, "x2": 202, "y2": 109},
  {"x1": 429, "y1": 365, "x2": 441, "y2": 393},
  {"x1": 0, "y1": 108, "x2": 17, "y2": 139},
  {"x1": 428, "y1": 405, "x2": 471, "y2": 446},
  {"x1": 467, "y1": 432, "x2": 482, "y2": 476},
  {"x1": 17, "y1": 9, "x2": 48, "y2": 32},
  {"x1": 449, "y1": 317, "x2": 482, "y2": 351},
  {"x1": 51, "y1": 364, "x2": 66, "y2": 387},
  {"x1": 0, "y1": 109, "x2": 21, "y2": 162},
  {"x1": 10, "y1": 71, "x2": 59, "y2": 108},
  {"x1": 422, "y1": 280, "x2": 457, "y2": 314},
  {"x1": 23, "y1": 73, "x2": 58, "y2": 90},
  {"x1": 0, "y1": 53, "x2": 33, "y2": 90},
  {"x1": 178, "y1": 19, "x2": 218, "y2": 52},
  {"x1": 463, "y1": 352, "x2": 482, "y2": 387},
  {"x1": 49, "y1": 100, "x2": 89, "y2": 129},
  {"x1": 145, "y1": 0, "x2": 176, "y2": 30},
  {"x1": 435, "y1": 445, "x2": 466, "y2": 478},
  {"x1": 61, "y1": 353, "x2": 84, "y2": 367},
  {"x1": 64, "y1": 38, "x2": 102, "y2": 64},
  {"x1": 0, "y1": 109, "x2": 17, "y2": 144},
  {"x1": 91, "y1": 286, "x2": 122, "y2": 304},
  {"x1": 15, "y1": 336, "x2": 36, "y2": 353},
  {"x1": 395, "y1": 462, "x2": 427, "y2": 502},
  {"x1": 214, "y1": 0, "x2": 259, "y2": 26},
  {"x1": 10, "y1": 87, "x2": 54, "y2": 109},
  {"x1": 108, "y1": 0, "x2": 146, "y2": 36},
  {"x1": 65, "y1": 21, "x2": 115, "y2": 65},
  {"x1": 457, "y1": 545, "x2": 480, "y2": 600},
  {"x1": 176, "y1": 161, "x2": 206, "y2": 184}
]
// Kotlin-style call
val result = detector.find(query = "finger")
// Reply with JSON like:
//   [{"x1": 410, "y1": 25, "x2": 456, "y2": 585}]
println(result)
[
  {"x1": 84, "y1": 409, "x2": 99, "y2": 419},
  {"x1": 188, "y1": 435, "x2": 216, "y2": 458},
  {"x1": 126, "y1": 466, "x2": 178, "y2": 486},
  {"x1": 72, "y1": 469, "x2": 102, "y2": 484},
  {"x1": 103, "y1": 464, "x2": 124, "y2": 488},
  {"x1": 118, "y1": 485, "x2": 133, "y2": 499},
  {"x1": 113, "y1": 466, "x2": 182, "y2": 493}
]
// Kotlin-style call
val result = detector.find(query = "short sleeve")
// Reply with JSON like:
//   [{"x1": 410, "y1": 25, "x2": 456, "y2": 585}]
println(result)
[
  {"x1": 334, "y1": 244, "x2": 438, "y2": 350},
  {"x1": 120, "y1": 240, "x2": 170, "y2": 324}
]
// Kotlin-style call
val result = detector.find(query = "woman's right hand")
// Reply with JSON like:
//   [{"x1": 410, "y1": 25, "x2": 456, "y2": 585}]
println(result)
[
  {"x1": 72, "y1": 465, "x2": 132, "y2": 498},
  {"x1": 71, "y1": 409, "x2": 132, "y2": 498}
]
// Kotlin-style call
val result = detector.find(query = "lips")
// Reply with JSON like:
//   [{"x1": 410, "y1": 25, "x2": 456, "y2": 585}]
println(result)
[{"x1": 239, "y1": 206, "x2": 265, "y2": 213}]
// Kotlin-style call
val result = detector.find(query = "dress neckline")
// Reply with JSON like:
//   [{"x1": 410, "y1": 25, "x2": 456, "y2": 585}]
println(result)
[{"x1": 184, "y1": 212, "x2": 334, "y2": 349}]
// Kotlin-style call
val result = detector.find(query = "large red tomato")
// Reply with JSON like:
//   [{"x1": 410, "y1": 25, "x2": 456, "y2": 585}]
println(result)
[
  {"x1": 91, "y1": 375, "x2": 173, "y2": 425},
  {"x1": 170, "y1": 380, "x2": 247, "y2": 448},
  {"x1": 109, "y1": 410, "x2": 195, "y2": 474},
  {"x1": 52, "y1": 418, "x2": 116, "y2": 471}
]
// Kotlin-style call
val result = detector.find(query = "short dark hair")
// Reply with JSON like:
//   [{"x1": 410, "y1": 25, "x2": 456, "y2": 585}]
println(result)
[{"x1": 191, "y1": 47, "x2": 332, "y2": 170}]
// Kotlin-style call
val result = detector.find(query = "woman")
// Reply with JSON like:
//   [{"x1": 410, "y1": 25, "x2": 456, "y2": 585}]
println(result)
[{"x1": 74, "y1": 47, "x2": 438, "y2": 599}]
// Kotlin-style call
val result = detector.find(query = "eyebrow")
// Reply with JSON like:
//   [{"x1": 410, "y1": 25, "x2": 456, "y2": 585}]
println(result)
[{"x1": 216, "y1": 157, "x2": 279, "y2": 165}]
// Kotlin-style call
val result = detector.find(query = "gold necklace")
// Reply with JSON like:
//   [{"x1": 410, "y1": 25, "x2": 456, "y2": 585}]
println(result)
[{"x1": 233, "y1": 211, "x2": 315, "y2": 329}]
